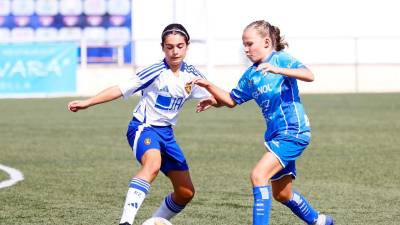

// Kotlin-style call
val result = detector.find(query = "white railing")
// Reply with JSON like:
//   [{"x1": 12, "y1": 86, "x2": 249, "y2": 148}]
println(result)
[{"x1": 79, "y1": 39, "x2": 126, "y2": 67}]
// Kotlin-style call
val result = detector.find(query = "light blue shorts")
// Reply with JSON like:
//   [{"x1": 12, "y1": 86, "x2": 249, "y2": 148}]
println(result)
[
  {"x1": 126, "y1": 118, "x2": 189, "y2": 175},
  {"x1": 264, "y1": 134, "x2": 310, "y2": 181}
]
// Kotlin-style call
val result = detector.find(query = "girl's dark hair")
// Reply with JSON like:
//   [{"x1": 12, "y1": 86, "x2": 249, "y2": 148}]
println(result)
[
  {"x1": 161, "y1": 23, "x2": 190, "y2": 45},
  {"x1": 245, "y1": 20, "x2": 288, "y2": 51}
]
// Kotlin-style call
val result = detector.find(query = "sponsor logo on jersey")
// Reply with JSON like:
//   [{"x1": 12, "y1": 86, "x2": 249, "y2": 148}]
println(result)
[
  {"x1": 252, "y1": 84, "x2": 272, "y2": 99},
  {"x1": 159, "y1": 86, "x2": 169, "y2": 93},
  {"x1": 155, "y1": 95, "x2": 184, "y2": 111}
]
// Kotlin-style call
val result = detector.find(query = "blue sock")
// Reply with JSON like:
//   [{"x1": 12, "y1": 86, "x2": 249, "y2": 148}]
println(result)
[
  {"x1": 282, "y1": 192, "x2": 318, "y2": 225},
  {"x1": 252, "y1": 185, "x2": 272, "y2": 225}
]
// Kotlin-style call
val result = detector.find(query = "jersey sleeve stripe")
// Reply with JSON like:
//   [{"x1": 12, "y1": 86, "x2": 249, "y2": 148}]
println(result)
[
  {"x1": 133, "y1": 72, "x2": 161, "y2": 93},
  {"x1": 230, "y1": 91, "x2": 244, "y2": 105},
  {"x1": 185, "y1": 65, "x2": 206, "y2": 79},
  {"x1": 140, "y1": 67, "x2": 165, "y2": 80},
  {"x1": 137, "y1": 62, "x2": 164, "y2": 77}
]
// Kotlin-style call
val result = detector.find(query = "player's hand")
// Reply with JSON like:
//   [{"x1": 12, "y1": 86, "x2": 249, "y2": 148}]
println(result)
[
  {"x1": 67, "y1": 100, "x2": 90, "y2": 112},
  {"x1": 256, "y1": 63, "x2": 281, "y2": 75},
  {"x1": 196, "y1": 97, "x2": 217, "y2": 113},
  {"x1": 187, "y1": 78, "x2": 210, "y2": 88}
]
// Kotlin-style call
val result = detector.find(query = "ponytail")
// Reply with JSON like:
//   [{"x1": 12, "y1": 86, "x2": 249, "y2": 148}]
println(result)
[
  {"x1": 245, "y1": 20, "x2": 288, "y2": 51},
  {"x1": 269, "y1": 25, "x2": 288, "y2": 51}
]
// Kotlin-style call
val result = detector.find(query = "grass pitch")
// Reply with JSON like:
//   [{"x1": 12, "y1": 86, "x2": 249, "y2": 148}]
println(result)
[{"x1": 1, "y1": 93, "x2": 399, "y2": 225}]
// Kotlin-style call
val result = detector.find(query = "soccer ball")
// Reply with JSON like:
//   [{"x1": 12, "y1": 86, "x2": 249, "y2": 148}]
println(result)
[{"x1": 141, "y1": 217, "x2": 173, "y2": 225}]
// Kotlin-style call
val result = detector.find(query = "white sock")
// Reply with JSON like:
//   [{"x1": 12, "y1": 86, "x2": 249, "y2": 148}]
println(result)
[
  {"x1": 152, "y1": 198, "x2": 177, "y2": 219},
  {"x1": 119, "y1": 178, "x2": 150, "y2": 224},
  {"x1": 314, "y1": 214, "x2": 326, "y2": 225},
  {"x1": 152, "y1": 194, "x2": 185, "y2": 219}
]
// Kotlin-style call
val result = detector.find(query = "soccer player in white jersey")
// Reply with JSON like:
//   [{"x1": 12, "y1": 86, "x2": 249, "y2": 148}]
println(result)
[
  {"x1": 189, "y1": 20, "x2": 334, "y2": 225},
  {"x1": 68, "y1": 23, "x2": 211, "y2": 225}
]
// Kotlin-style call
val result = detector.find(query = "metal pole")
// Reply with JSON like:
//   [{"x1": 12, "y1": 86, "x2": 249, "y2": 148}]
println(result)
[
  {"x1": 205, "y1": 0, "x2": 214, "y2": 80},
  {"x1": 354, "y1": 37, "x2": 359, "y2": 93},
  {"x1": 131, "y1": 0, "x2": 136, "y2": 70},
  {"x1": 80, "y1": 39, "x2": 87, "y2": 68},
  {"x1": 172, "y1": 0, "x2": 176, "y2": 22},
  {"x1": 117, "y1": 45, "x2": 124, "y2": 66}
]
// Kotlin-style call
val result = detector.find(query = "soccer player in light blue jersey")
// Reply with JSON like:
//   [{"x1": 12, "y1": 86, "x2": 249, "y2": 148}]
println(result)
[
  {"x1": 190, "y1": 20, "x2": 334, "y2": 225},
  {"x1": 68, "y1": 23, "x2": 210, "y2": 225}
]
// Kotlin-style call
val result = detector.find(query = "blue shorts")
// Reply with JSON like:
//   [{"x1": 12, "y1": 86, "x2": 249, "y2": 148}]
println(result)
[
  {"x1": 126, "y1": 118, "x2": 189, "y2": 175},
  {"x1": 264, "y1": 134, "x2": 310, "y2": 181}
]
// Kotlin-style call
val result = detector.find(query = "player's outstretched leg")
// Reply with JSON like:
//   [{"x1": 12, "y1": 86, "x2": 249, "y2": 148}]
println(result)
[
  {"x1": 152, "y1": 170, "x2": 194, "y2": 220},
  {"x1": 282, "y1": 191, "x2": 319, "y2": 224},
  {"x1": 252, "y1": 185, "x2": 272, "y2": 225},
  {"x1": 152, "y1": 193, "x2": 186, "y2": 219},
  {"x1": 313, "y1": 214, "x2": 335, "y2": 225},
  {"x1": 251, "y1": 152, "x2": 284, "y2": 225},
  {"x1": 119, "y1": 178, "x2": 151, "y2": 225},
  {"x1": 281, "y1": 191, "x2": 334, "y2": 225}
]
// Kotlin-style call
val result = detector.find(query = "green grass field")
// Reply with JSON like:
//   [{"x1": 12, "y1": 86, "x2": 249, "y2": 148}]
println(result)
[{"x1": 1, "y1": 93, "x2": 400, "y2": 225}]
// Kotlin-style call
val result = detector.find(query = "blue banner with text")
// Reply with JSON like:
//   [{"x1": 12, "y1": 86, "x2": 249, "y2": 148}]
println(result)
[{"x1": 0, "y1": 43, "x2": 77, "y2": 95}]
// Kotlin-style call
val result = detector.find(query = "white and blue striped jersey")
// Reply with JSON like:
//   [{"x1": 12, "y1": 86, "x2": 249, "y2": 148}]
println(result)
[
  {"x1": 230, "y1": 51, "x2": 311, "y2": 141},
  {"x1": 119, "y1": 59, "x2": 210, "y2": 126}
]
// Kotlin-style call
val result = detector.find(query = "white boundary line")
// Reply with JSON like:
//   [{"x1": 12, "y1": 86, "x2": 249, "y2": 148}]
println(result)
[{"x1": 0, "y1": 164, "x2": 24, "y2": 189}]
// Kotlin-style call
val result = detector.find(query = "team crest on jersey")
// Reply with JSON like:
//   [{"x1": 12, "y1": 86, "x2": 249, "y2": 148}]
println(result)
[
  {"x1": 144, "y1": 138, "x2": 151, "y2": 145},
  {"x1": 185, "y1": 83, "x2": 192, "y2": 94}
]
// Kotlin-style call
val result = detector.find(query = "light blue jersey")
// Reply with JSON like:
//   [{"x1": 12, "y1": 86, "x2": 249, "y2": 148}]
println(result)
[
  {"x1": 230, "y1": 51, "x2": 311, "y2": 142},
  {"x1": 236, "y1": 52, "x2": 333, "y2": 225}
]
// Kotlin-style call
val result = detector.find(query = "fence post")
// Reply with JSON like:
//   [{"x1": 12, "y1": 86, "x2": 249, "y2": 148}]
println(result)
[
  {"x1": 117, "y1": 46, "x2": 124, "y2": 66},
  {"x1": 354, "y1": 37, "x2": 359, "y2": 93},
  {"x1": 80, "y1": 39, "x2": 87, "y2": 68}
]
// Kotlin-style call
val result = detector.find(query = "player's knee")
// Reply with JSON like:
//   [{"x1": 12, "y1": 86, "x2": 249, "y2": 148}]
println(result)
[
  {"x1": 148, "y1": 165, "x2": 161, "y2": 177},
  {"x1": 182, "y1": 186, "x2": 195, "y2": 201},
  {"x1": 141, "y1": 161, "x2": 161, "y2": 178},
  {"x1": 250, "y1": 169, "x2": 269, "y2": 185},
  {"x1": 175, "y1": 186, "x2": 195, "y2": 204},
  {"x1": 272, "y1": 190, "x2": 292, "y2": 202}
]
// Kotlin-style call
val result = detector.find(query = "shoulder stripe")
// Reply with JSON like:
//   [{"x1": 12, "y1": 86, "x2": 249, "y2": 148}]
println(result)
[
  {"x1": 133, "y1": 72, "x2": 162, "y2": 93},
  {"x1": 137, "y1": 62, "x2": 165, "y2": 77},
  {"x1": 185, "y1": 65, "x2": 206, "y2": 79},
  {"x1": 140, "y1": 67, "x2": 165, "y2": 81}
]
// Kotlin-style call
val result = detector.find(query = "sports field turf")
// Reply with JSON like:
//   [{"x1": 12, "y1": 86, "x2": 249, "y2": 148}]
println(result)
[{"x1": 1, "y1": 93, "x2": 399, "y2": 225}]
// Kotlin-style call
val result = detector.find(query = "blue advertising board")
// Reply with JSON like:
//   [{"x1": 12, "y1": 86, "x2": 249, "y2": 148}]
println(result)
[
  {"x1": 0, "y1": 0, "x2": 132, "y2": 64},
  {"x1": 0, "y1": 42, "x2": 77, "y2": 95}
]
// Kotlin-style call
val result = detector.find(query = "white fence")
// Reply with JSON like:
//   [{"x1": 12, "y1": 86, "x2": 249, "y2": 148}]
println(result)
[{"x1": 77, "y1": 36, "x2": 400, "y2": 95}]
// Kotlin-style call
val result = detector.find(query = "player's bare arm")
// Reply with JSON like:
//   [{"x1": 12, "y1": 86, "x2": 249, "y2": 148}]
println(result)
[
  {"x1": 67, "y1": 86, "x2": 123, "y2": 112},
  {"x1": 256, "y1": 63, "x2": 314, "y2": 82},
  {"x1": 196, "y1": 96, "x2": 222, "y2": 113},
  {"x1": 189, "y1": 78, "x2": 237, "y2": 108}
]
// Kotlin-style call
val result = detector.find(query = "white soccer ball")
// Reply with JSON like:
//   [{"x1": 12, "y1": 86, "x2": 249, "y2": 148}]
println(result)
[{"x1": 141, "y1": 217, "x2": 173, "y2": 225}]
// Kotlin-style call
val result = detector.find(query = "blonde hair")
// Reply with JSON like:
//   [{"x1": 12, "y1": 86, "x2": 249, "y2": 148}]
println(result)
[{"x1": 245, "y1": 20, "x2": 288, "y2": 51}]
